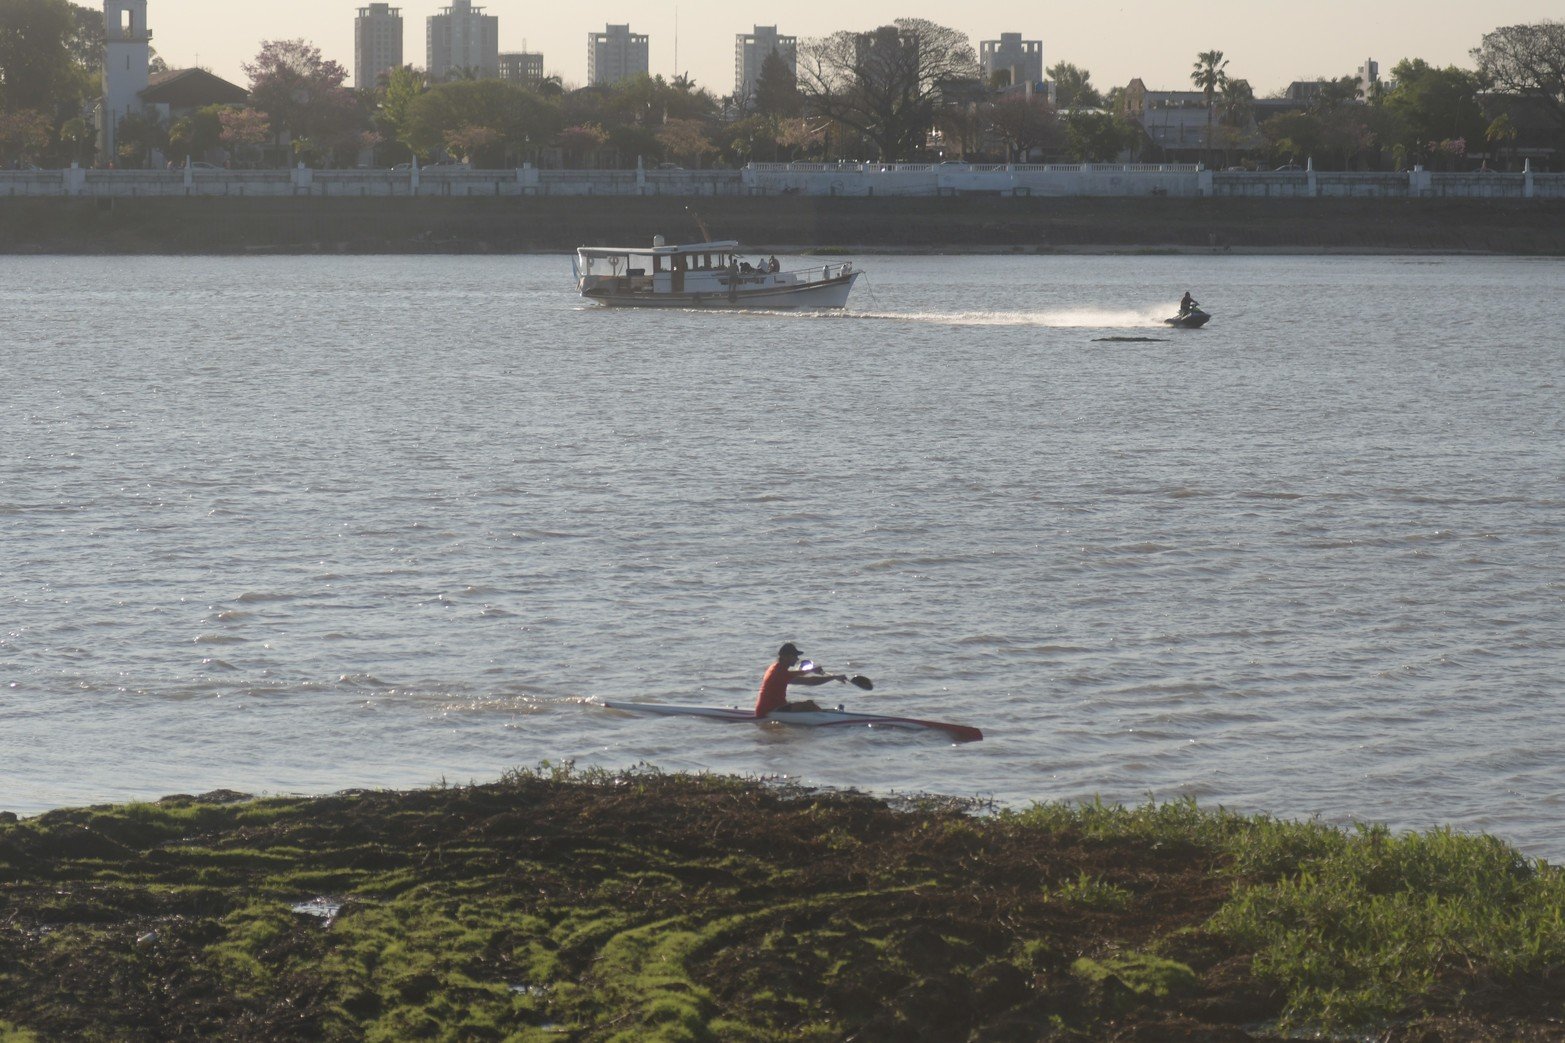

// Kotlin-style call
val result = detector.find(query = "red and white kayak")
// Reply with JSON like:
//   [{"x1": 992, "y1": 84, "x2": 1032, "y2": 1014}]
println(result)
[{"x1": 601, "y1": 701, "x2": 983, "y2": 743}]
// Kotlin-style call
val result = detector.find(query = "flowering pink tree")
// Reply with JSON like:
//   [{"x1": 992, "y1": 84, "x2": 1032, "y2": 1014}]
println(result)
[
  {"x1": 557, "y1": 123, "x2": 608, "y2": 168},
  {"x1": 444, "y1": 125, "x2": 503, "y2": 166},
  {"x1": 0, "y1": 110, "x2": 53, "y2": 166},
  {"x1": 217, "y1": 107, "x2": 270, "y2": 165},
  {"x1": 242, "y1": 40, "x2": 366, "y2": 165}
]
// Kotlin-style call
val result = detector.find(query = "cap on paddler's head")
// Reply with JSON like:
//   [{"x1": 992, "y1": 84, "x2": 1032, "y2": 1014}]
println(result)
[{"x1": 778, "y1": 642, "x2": 802, "y2": 658}]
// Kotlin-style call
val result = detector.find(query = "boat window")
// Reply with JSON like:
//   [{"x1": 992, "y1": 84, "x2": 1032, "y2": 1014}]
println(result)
[{"x1": 652, "y1": 255, "x2": 663, "y2": 273}]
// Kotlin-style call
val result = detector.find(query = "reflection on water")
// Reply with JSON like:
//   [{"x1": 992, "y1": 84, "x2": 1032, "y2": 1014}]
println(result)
[{"x1": 2, "y1": 253, "x2": 1562, "y2": 861}]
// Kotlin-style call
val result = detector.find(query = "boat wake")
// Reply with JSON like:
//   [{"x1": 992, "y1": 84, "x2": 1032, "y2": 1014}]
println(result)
[{"x1": 750, "y1": 306, "x2": 1172, "y2": 328}]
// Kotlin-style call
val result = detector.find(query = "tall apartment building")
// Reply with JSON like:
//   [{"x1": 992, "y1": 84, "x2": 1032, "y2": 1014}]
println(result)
[
  {"x1": 734, "y1": 25, "x2": 796, "y2": 107},
  {"x1": 355, "y1": 4, "x2": 403, "y2": 89},
  {"x1": 499, "y1": 52, "x2": 544, "y2": 86},
  {"x1": 587, "y1": 24, "x2": 648, "y2": 86},
  {"x1": 980, "y1": 33, "x2": 1043, "y2": 87},
  {"x1": 1357, "y1": 58, "x2": 1380, "y2": 99},
  {"x1": 427, "y1": 0, "x2": 499, "y2": 82}
]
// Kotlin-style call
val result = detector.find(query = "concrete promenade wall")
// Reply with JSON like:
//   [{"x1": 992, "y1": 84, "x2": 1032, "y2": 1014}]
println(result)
[
  {"x1": 3, "y1": 162, "x2": 1562, "y2": 201},
  {"x1": 5, "y1": 196, "x2": 1565, "y2": 254}
]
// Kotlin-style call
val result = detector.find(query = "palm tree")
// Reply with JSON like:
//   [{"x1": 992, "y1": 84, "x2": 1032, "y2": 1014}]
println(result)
[
  {"x1": 1485, "y1": 114, "x2": 1517, "y2": 170},
  {"x1": 1218, "y1": 77, "x2": 1254, "y2": 166},
  {"x1": 1190, "y1": 50, "x2": 1229, "y2": 167}
]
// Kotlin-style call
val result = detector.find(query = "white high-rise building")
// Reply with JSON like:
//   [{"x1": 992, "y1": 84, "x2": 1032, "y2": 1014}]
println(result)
[
  {"x1": 101, "y1": 0, "x2": 151, "y2": 161},
  {"x1": 1357, "y1": 58, "x2": 1380, "y2": 99},
  {"x1": 588, "y1": 24, "x2": 648, "y2": 86},
  {"x1": 980, "y1": 33, "x2": 1043, "y2": 88},
  {"x1": 427, "y1": 0, "x2": 499, "y2": 82},
  {"x1": 355, "y1": 4, "x2": 404, "y2": 90},
  {"x1": 734, "y1": 26, "x2": 796, "y2": 108}
]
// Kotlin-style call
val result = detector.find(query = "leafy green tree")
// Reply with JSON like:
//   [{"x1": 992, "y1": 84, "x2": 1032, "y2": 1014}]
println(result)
[
  {"x1": 375, "y1": 65, "x2": 425, "y2": 160},
  {"x1": 983, "y1": 93, "x2": 1060, "y2": 161},
  {"x1": 933, "y1": 101, "x2": 983, "y2": 160},
  {"x1": 1190, "y1": 50, "x2": 1229, "y2": 166},
  {"x1": 657, "y1": 117, "x2": 715, "y2": 167},
  {"x1": 113, "y1": 109, "x2": 165, "y2": 167},
  {"x1": 0, "y1": 107, "x2": 51, "y2": 163},
  {"x1": 557, "y1": 122, "x2": 607, "y2": 167},
  {"x1": 65, "y1": 2, "x2": 102, "y2": 76},
  {"x1": 1472, "y1": 22, "x2": 1565, "y2": 149},
  {"x1": 798, "y1": 19, "x2": 977, "y2": 161},
  {"x1": 722, "y1": 114, "x2": 778, "y2": 163},
  {"x1": 1382, "y1": 58, "x2": 1484, "y2": 166},
  {"x1": 753, "y1": 49, "x2": 801, "y2": 116},
  {"x1": 404, "y1": 79, "x2": 561, "y2": 165},
  {"x1": 167, "y1": 103, "x2": 225, "y2": 163},
  {"x1": 1208, "y1": 77, "x2": 1259, "y2": 166},
  {"x1": 775, "y1": 115, "x2": 823, "y2": 160},
  {"x1": 0, "y1": 0, "x2": 80, "y2": 112},
  {"x1": 1047, "y1": 62, "x2": 1103, "y2": 109},
  {"x1": 1065, "y1": 110, "x2": 1135, "y2": 162},
  {"x1": 57, "y1": 111, "x2": 89, "y2": 162},
  {"x1": 1309, "y1": 75, "x2": 1363, "y2": 114}
]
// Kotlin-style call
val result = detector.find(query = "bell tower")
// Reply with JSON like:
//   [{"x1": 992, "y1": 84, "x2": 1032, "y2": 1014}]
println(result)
[{"x1": 101, "y1": 0, "x2": 152, "y2": 162}]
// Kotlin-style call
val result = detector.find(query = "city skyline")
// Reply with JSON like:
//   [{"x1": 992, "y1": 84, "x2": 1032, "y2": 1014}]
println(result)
[{"x1": 143, "y1": 0, "x2": 1562, "y2": 96}]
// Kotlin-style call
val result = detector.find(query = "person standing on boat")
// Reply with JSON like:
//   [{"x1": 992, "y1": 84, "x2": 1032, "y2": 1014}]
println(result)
[
  {"x1": 767, "y1": 255, "x2": 780, "y2": 273},
  {"x1": 756, "y1": 643, "x2": 845, "y2": 716}
]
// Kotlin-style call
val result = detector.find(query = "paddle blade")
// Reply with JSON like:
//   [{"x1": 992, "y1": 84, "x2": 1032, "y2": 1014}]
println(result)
[{"x1": 849, "y1": 675, "x2": 873, "y2": 691}]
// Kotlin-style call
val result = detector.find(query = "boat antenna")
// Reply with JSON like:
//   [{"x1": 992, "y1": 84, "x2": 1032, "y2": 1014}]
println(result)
[{"x1": 684, "y1": 205, "x2": 711, "y2": 242}]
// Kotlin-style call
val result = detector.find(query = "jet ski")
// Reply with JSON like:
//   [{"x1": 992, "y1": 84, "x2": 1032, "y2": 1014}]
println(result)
[{"x1": 1164, "y1": 307, "x2": 1211, "y2": 328}]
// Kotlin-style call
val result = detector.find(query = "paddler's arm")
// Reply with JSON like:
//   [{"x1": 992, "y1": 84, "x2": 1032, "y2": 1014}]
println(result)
[{"x1": 789, "y1": 670, "x2": 846, "y2": 686}]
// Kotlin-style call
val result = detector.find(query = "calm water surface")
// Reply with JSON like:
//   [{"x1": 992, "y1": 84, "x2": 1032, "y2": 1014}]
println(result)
[{"x1": 2, "y1": 253, "x2": 1561, "y2": 859}]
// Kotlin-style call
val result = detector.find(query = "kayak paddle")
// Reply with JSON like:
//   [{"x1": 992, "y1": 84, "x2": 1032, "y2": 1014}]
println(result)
[{"x1": 800, "y1": 660, "x2": 874, "y2": 691}]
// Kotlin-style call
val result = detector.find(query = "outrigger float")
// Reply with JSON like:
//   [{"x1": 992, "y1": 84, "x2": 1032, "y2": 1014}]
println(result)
[
  {"x1": 574, "y1": 238, "x2": 861, "y2": 309},
  {"x1": 601, "y1": 700, "x2": 983, "y2": 743}
]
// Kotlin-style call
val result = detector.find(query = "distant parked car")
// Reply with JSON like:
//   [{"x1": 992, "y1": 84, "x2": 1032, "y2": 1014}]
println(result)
[
  {"x1": 655, "y1": 162, "x2": 683, "y2": 170},
  {"x1": 188, "y1": 161, "x2": 220, "y2": 169}
]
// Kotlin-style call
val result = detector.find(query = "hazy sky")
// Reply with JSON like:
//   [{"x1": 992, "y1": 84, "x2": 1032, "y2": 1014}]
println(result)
[{"x1": 142, "y1": 1, "x2": 1560, "y2": 96}]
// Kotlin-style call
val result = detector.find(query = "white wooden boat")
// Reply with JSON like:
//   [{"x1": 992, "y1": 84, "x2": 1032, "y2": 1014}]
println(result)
[{"x1": 574, "y1": 238, "x2": 861, "y2": 309}]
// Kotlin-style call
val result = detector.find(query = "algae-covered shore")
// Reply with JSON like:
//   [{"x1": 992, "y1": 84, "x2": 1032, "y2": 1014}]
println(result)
[
  {"x1": 2, "y1": 769, "x2": 1563, "y2": 1042},
  {"x1": 3, "y1": 196, "x2": 1565, "y2": 254}
]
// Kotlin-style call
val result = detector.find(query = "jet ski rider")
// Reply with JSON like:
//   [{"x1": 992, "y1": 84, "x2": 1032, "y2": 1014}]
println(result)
[
  {"x1": 755, "y1": 643, "x2": 847, "y2": 716},
  {"x1": 1179, "y1": 290, "x2": 1198, "y2": 316}
]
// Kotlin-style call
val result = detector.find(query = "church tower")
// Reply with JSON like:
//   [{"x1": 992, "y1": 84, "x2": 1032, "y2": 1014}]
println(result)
[{"x1": 101, "y1": 0, "x2": 152, "y2": 162}]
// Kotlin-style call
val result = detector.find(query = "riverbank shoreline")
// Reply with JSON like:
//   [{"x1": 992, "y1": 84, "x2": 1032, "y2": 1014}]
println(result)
[
  {"x1": 4, "y1": 196, "x2": 1564, "y2": 255},
  {"x1": 2, "y1": 769, "x2": 1561, "y2": 1041}
]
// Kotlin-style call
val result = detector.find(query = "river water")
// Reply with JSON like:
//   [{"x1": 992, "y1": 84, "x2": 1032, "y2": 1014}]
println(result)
[{"x1": 2, "y1": 253, "x2": 1561, "y2": 859}]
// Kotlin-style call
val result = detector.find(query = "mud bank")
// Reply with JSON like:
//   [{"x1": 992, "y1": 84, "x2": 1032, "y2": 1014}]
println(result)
[
  {"x1": 2, "y1": 768, "x2": 1563, "y2": 1041},
  {"x1": 2, "y1": 196, "x2": 1565, "y2": 254}
]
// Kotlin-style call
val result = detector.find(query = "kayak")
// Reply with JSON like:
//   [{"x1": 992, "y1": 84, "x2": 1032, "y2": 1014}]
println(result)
[{"x1": 601, "y1": 701, "x2": 983, "y2": 743}]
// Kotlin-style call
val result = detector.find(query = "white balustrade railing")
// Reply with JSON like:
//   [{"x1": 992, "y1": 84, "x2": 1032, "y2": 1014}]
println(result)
[{"x1": 0, "y1": 163, "x2": 1559, "y2": 199}]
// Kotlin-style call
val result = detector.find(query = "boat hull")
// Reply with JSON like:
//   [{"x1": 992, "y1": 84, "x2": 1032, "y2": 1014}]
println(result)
[
  {"x1": 1164, "y1": 308, "x2": 1212, "y2": 328},
  {"x1": 601, "y1": 700, "x2": 982, "y2": 743},
  {"x1": 583, "y1": 272, "x2": 860, "y2": 310}
]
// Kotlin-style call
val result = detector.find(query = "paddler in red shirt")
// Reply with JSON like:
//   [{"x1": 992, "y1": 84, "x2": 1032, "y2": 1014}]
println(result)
[{"x1": 755, "y1": 642, "x2": 847, "y2": 716}]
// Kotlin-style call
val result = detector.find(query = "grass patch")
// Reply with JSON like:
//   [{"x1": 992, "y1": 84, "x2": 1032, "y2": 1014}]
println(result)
[{"x1": 2, "y1": 770, "x2": 1562, "y2": 1039}]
